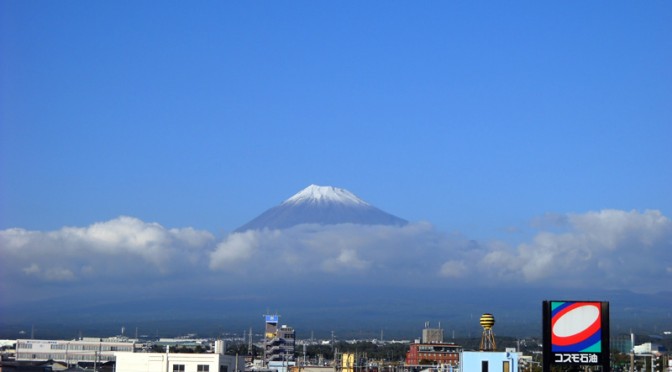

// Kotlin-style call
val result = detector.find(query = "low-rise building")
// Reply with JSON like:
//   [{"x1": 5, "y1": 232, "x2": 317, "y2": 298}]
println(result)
[
  {"x1": 405, "y1": 322, "x2": 461, "y2": 367},
  {"x1": 115, "y1": 351, "x2": 245, "y2": 372},
  {"x1": 405, "y1": 343, "x2": 461, "y2": 367},
  {"x1": 114, "y1": 341, "x2": 245, "y2": 372},
  {"x1": 265, "y1": 323, "x2": 295, "y2": 366},
  {"x1": 15, "y1": 338, "x2": 135, "y2": 364},
  {"x1": 460, "y1": 351, "x2": 518, "y2": 372},
  {"x1": 634, "y1": 342, "x2": 665, "y2": 355}
]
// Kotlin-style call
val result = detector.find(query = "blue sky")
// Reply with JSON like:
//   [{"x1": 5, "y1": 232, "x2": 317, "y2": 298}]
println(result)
[{"x1": 1, "y1": 2, "x2": 671, "y2": 303}]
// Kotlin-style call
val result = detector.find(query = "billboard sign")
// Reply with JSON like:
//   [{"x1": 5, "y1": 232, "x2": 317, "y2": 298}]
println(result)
[
  {"x1": 265, "y1": 315, "x2": 278, "y2": 323},
  {"x1": 542, "y1": 301, "x2": 609, "y2": 371}
]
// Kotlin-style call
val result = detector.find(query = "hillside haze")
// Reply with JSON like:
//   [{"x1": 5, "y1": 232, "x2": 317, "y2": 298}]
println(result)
[{"x1": 235, "y1": 185, "x2": 408, "y2": 232}]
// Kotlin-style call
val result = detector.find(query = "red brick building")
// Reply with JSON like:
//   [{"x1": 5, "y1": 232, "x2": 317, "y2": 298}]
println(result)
[{"x1": 405, "y1": 343, "x2": 462, "y2": 367}]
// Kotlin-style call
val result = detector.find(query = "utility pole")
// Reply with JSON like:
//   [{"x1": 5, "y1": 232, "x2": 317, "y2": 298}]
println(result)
[
  {"x1": 248, "y1": 327, "x2": 253, "y2": 356},
  {"x1": 331, "y1": 331, "x2": 335, "y2": 353},
  {"x1": 630, "y1": 331, "x2": 635, "y2": 372}
]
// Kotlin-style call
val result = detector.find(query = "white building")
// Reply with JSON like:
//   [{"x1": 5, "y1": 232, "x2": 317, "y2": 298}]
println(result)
[
  {"x1": 14, "y1": 337, "x2": 245, "y2": 372},
  {"x1": 268, "y1": 360, "x2": 296, "y2": 372},
  {"x1": 634, "y1": 342, "x2": 664, "y2": 355},
  {"x1": 15, "y1": 338, "x2": 135, "y2": 364},
  {"x1": 115, "y1": 351, "x2": 246, "y2": 372},
  {"x1": 460, "y1": 351, "x2": 518, "y2": 372}
]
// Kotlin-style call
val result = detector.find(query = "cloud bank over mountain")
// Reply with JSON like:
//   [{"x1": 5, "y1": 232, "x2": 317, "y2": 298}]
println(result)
[
  {"x1": 0, "y1": 216, "x2": 215, "y2": 294},
  {"x1": 1, "y1": 209, "x2": 670, "y2": 303}
]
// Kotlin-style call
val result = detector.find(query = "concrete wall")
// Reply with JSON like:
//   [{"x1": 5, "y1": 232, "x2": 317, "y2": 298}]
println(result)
[
  {"x1": 16, "y1": 339, "x2": 134, "y2": 363},
  {"x1": 460, "y1": 351, "x2": 518, "y2": 372},
  {"x1": 115, "y1": 352, "x2": 249, "y2": 372}
]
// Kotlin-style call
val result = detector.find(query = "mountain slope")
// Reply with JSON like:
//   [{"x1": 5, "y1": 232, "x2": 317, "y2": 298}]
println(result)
[{"x1": 235, "y1": 185, "x2": 407, "y2": 232}]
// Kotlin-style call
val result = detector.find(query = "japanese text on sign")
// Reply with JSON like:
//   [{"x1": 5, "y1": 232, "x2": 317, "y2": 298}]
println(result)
[{"x1": 554, "y1": 353, "x2": 599, "y2": 364}]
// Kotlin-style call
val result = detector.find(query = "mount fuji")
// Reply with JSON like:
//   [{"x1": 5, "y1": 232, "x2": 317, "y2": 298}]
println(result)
[{"x1": 235, "y1": 184, "x2": 408, "y2": 232}]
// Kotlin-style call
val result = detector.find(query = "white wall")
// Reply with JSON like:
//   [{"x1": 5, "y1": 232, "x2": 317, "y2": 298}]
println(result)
[
  {"x1": 634, "y1": 342, "x2": 662, "y2": 355},
  {"x1": 115, "y1": 352, "x2": 246, "y2": 372},
  {"x1": 460, "y1": 351, "x2": 518, "y2": 372},
  {"x1": 115, "y1": 352, "x2": 220, "y2": 372},
  {"x1": 16, "y1": 339, "x2": 134, "y2": 363}
]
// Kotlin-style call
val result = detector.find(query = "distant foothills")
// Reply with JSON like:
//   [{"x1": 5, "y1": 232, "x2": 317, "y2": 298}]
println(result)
[{"x1": 1, "y1": 286, "x2": 670, "y2": 341}]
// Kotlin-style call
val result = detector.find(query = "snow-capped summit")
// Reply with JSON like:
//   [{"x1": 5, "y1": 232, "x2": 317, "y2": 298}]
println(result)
[
  {"x1": 235, "y1": 185, "x2": 407, "y2": 232},
  {"x1": 284, "y1": 184, "x2": 369, "y2": 206}
]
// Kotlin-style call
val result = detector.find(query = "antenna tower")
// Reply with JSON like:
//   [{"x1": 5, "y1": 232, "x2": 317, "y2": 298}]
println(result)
[{"x1": 248, "y1": 327, "x2": 253, "y2": 355}]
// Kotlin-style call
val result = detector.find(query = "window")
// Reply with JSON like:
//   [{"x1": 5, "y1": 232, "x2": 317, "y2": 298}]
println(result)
[
  {"x1": 197, "y1": 365, "x2": 210, "y2": 372},
  {"x1": 481, "y1": 360, "x2": 488, "y2": 372},
  {"x1": 173, "y1": 364, "x2": 185, "y2": 372},
  {"x1": 502, "y1": 361, "x2": 510, "y2": 372}
]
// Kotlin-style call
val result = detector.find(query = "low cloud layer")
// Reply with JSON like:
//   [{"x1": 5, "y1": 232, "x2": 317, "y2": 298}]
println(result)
[
  {"x1": 209, "y1": 222, "x2": 464, "y2": 283},
  {"x1": 445, "y1": 209, "x2": 671, "y2": 292},
  {"x1": 1, "y1": 209, "x2": 670, "y2": 303},
  {"x1": 0, "y1": 216, "x2": 215, "y2": 285}
]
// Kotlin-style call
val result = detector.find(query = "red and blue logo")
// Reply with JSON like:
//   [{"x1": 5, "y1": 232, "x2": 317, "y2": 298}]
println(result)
[{"x1": 551, "y1": 301, "x2": 602, "y2": 352}]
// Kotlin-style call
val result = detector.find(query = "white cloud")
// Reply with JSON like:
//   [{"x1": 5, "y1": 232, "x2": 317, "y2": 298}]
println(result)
[
  {"x1": 0, "y1": 216, "x2": 215, "y2": 284},
  {"x1": 2, "y1": 209, "x2": 670, "y2": 300},
  {"x1": 209, "y1": 230, "x2": 261, "y2": 270},
  {"x1": 22, "y1": 263, "x2": 41, "y2": 275},
  {"x1": 21, "y1": 263, "x2": 75, "y2": 281},
  {"x1": 207, "y1": 222, "x2": 465, "y2": 283},
  {"x1": 473, "y1": 209, "x2": 672, "y2": 291},
  {"x1": 45, "y1": 267, "x2": 77, "y2": 281},
  {"x1": 322, "y1": 249, "x2": 370, "y2": 272},
  {"x1": 205, "y1": 210, "x2": 672, "y2": 291},
  {"x1": 439, "y1": 260, "x2": 468, "y2": 278}
]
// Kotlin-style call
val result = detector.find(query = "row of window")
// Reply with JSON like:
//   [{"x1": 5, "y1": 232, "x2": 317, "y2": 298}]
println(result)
[
  {"x1": 17, "y1": 343, "x2": 133, "y2": 352},
  {"x1": 417, "y1": 353, "x2": 458, "y2": 358},
  {"x1": 17, "y1": 353, "x2": 114, "y2": 362},
  {"x1": 417, "y1": 346, "x2": 461, "y2": 352},
  {"x1": 172, "y1": 364, "x2": 209, "y2": 372},
  {"x1": 52, "y1": 345, "x2": 133, "y2": 351}
]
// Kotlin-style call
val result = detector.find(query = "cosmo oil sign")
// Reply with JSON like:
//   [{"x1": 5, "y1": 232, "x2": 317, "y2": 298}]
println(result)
[{"x1": 542, "y1": 301, "x2": 610, "y2": 371}]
